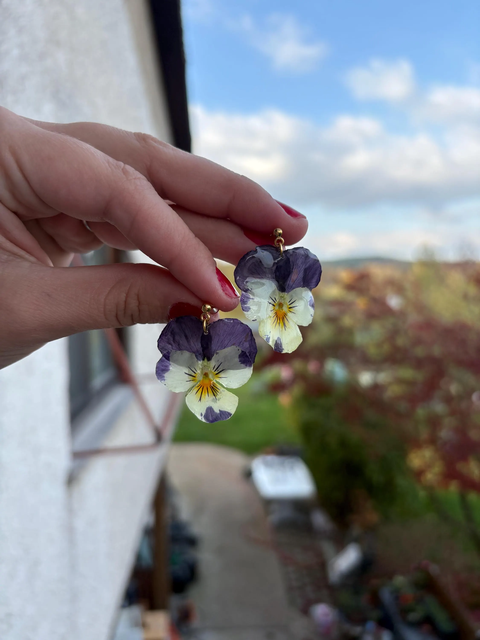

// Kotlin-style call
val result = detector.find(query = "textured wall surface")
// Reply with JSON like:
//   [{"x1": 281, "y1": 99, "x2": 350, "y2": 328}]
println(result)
[
  {"x1": 0, "y1": 342, "x2": 72, "y2": 640},
  {"x1": 0, "y1": 0, "x2": 172, "y2": 137},
  {"x1": 0, "y1": 1, "x2": 175, "y2": 639}
]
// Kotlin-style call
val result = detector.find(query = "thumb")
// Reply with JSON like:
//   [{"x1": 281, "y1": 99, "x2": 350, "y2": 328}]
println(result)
[{"x1": 0, "y1": 261, "x2": 204, "y2": 368}]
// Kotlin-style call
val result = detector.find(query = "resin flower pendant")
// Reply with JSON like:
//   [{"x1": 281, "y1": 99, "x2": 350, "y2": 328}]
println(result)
[
  {"x1": 156, "y1": 316, "x2": 257, "y2": 423},
  {"x1": 234, "y1": 242, "x2": 322, "y2": 353}
]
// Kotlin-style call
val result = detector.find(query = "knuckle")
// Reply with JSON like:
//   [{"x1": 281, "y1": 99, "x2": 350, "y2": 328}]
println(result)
[
  {"x1": 132, "y1": 131, "x2": 173, "y2": 197},
  {"x1": 132, "y1": 131, "x2": 170, "y2": 153},
  {"x1": 235, "y1": 172, "x2": 264, "y2": 198},
  {"x1": 223, "y1": 171, "x2": 272, "y2": 220},
  {"x1": 114, "y1": 161, "x2": 147, "y2": 190},
  {"x1": 165, "y1": 226, "x2": 202, "y2": 272},
  {"x1": 103, "y1": 275, "x2": 144, "y2": 327},
  {"x1": 222, "y1": 173, "x2": 246, "y2": 216},
  {"x1": 106, "y1": 161, "x2": 151, "y2": 231},
  {"x1": 101, "y1": 161, "x2": 152, "y2": 231}
]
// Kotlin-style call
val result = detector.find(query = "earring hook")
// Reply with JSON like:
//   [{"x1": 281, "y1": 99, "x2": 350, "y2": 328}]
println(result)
[
  {"x1": 201, "y1": 304, "x2": 217, "y2": 334},
  {"x1": 273, "y1": 228, "x2": 285, "y2": 256}
]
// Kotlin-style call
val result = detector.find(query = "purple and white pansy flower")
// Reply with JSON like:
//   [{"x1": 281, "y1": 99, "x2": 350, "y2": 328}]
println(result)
[
  {"x1": 234, "y1": 245, "x2": 322, "y2": 353},
  {"x1": 156, "y1": 316, "x2": 257, "y2": 423}
]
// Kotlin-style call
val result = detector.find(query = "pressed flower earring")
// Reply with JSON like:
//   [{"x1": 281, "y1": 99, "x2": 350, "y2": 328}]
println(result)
[
  {"x1": 234, "y1": 229, "x2": 322, "y2": 353},
  {"x1": 156, "y1": 304, "x2": 257, "y2": 423}
]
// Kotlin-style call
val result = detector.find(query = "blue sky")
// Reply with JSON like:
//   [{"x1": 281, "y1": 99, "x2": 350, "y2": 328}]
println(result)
[{"x1": 182, "y1": 0, "x2": 480, "y2": 260}]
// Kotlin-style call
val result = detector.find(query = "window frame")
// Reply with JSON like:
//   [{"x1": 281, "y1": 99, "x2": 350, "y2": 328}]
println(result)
[{"x1": 68, "y1": 248, "x2": 127, "y2": 423}]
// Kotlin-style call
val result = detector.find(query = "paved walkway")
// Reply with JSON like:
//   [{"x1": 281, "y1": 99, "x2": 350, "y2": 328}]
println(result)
[{"x1": 167, "y1": 443, "x2": 317, "y2": 640}]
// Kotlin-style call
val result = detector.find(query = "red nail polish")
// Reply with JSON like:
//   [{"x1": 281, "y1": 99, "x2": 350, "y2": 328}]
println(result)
[
  {"x1": 216, "y1": 268, "x2": 239, "y2": 298},
  {"x1": 242, "y1": 228, "x2": 274, "y2": 246},
  {"x1": 168, "y1": 302, "x2": 203, "y2": 321},
  {"x1": 276, "y1": 200, "x2": 306, "y2": 219}
]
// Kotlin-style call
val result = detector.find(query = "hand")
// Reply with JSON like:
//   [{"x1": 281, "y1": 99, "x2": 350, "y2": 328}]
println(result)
[{"x1": 0, "y1": 107, "x2": 308, "y2": 368}]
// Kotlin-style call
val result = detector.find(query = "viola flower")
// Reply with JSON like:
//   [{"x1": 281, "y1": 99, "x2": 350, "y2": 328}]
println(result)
[
  {"x1": 156, "y1": 316, "x2": 257, "y2": 423},
  {"x1": 234, "y1": 245, "x2": 322, "y2": 353}
]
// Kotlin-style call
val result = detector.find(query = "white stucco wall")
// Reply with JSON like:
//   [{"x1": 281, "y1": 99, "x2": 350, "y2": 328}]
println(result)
[{"x1": 0, "y1": 2, "x2": 178, "y2": 639}]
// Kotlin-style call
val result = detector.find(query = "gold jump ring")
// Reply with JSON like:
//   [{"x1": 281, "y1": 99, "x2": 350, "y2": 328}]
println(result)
[
  {"x1": 201, "y1": 304, "x2": 213, "y2": 334},
  {"x1": 273, "y1": 228, "x2": 284, "y2": 256}
]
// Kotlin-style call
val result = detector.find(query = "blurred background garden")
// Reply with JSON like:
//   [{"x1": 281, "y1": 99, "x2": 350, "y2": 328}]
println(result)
[
  {"x1": 176, "y1": 257, "x2": 480, "y2": 613},
  {"x1": 174, "y1": 2, "x2": 480, "y2": 625},
  {"x1": 2, "y1": 1, "x2": 480, "y2": 638}
]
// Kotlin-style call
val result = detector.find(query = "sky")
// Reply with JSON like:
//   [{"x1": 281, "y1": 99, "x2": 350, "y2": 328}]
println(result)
[{"x1": 181, "y1": 0, "x2": 480, "y2": 261}]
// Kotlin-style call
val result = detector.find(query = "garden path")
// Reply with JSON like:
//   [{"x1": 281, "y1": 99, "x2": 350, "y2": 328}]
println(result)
[{"x1": 167, "y1": 443, "x2": 317, "y2": 640}]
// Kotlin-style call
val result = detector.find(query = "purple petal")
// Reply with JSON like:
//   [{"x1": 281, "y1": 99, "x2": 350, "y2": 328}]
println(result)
[
  {"x1": 234, "y1": 246, "x2": 279, "y2": 291},
  {"x1": 157, "y1": 317, "x2": 257, "y2": 368},
  {"x1": 274, "y1": 337, "x2": 284, "y2": 353},
  {"x1": 235, "y1": 245, "x2": 322, "y2": 294},
  {"x1": 155, "y1": 357, "x2": 171, "y2": 382},
  {"x1": 157, "y1": 316, "x2": 204, "y2": 360},
  {"x1": 240, "y1": 292, "x2": 252, "y2": 313},
  {"x1": 274, "y1": 247, "x2": 322, "y2": 292},
  {"x1": 204, "y1": 407, "x2": 233, "y2": 423},
  {"x1": 202, "y1": 318, "x2": 257, "y2": 366}
]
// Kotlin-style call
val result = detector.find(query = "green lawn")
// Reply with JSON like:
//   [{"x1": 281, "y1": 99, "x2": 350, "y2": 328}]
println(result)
[{"x1": 174, "y1": 376, "x2": 300, "y2": 454}]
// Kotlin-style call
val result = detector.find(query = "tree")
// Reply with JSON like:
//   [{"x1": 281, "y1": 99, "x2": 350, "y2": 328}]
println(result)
[{"x1": 265, "y1": 261, "x2": 480, "y2": 548}]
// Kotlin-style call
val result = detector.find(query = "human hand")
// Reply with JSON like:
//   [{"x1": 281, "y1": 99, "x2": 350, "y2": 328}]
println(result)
[{"x1": 0, "y1": 107, "x2": 308, "y2": 368}]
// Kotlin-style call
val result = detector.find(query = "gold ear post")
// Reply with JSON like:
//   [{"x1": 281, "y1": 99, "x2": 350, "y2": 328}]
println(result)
[
  {"x1": 201, "y1": 304, "x2": 215, "y2": 334},
  {"x1": 273, "y1": 228, "x2": 285, "y2": 256}
]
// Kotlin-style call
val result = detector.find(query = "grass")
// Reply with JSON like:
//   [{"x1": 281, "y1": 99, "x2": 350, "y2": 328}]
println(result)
[{"x1": 174, "y1": 375, "x2": 300, "y2": 455}]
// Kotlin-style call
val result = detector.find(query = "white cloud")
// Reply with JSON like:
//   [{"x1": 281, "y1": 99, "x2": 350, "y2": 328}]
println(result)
[
  {"x1": 419, "y1": 85, "x2": 480, "y2": 126},
  {"x1": 345, "y1": 59, "x2": 416, "y2": 102},
  {"x1": 190, "y1": 105, "x2": 480, "y2": 210},
  {"x1": 189, "y1": 57, "x2": 480, "y2": 259},
  {"x1": 345, "y1": 58, "x2": 480, "y2": 128},
  {"x1": 182, "y1": 4, "x2": 327, "y2": 74},
  {"x1": 309, "y1": 227, "x2": 480, "y2": 261},
  {"x1": 237, "y1": 13, "x2": 328, "y2": 74}
]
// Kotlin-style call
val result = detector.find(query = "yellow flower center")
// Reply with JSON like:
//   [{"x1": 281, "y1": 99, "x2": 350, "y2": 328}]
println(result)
[
  {"x1": 269, "y1": 294, "x2": 295, "y2": 330},
  {"x1": 187, "y1": 362, "x2": 222, "y2": 401}
]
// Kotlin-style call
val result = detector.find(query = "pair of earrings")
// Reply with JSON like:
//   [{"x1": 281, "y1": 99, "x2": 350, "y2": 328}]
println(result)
[{"x1": 155, "y1": 229, "x2": 322, "y2": 423}]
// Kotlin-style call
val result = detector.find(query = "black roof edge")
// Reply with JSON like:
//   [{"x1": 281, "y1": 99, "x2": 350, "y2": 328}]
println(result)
[{"x1": 149, "y1": 0, "x2": 192, "y2": 152}]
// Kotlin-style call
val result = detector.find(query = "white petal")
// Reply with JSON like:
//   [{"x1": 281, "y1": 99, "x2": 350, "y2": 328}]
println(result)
[
  {"x1": 185, "y1": 384, "x2": 238, "y2": 423},
  {"x1": 160, "y1": 350, "x2": 199, "y2": 392},
  {"x1": 259, "y1": 316, "x2": 303, "y2": 354},
  {"x1": 210, "y1": 346, "x2": 254, "y2": 389},
  {"x1": 242, "y1": 279, "x2": 278, "y2": 321},
  {"x1": 287, "y1": 287, "x2": 315, "y2": 327}
]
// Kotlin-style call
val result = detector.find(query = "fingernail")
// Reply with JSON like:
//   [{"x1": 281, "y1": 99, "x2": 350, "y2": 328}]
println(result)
[
  {"x1": 168, "y1": 302, "x2": 203, "y2": 321},
  {"x1": 216, "y1": 268, "x2": 239, "y2": 298},
  {"x1": 242, "y1": 228, "x2": 274, "y2": 246},
  {"x1": 276, "y1": 200, "x2": 306, "y2": 219}
]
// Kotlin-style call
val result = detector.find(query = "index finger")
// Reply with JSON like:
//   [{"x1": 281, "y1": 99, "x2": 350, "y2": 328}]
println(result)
[
  {"x1": 5, "y1": 114, "x2": 239, "y2": 312},
  {"x1": 25, "y1": 120, "x2": 308, "y2": 245}
]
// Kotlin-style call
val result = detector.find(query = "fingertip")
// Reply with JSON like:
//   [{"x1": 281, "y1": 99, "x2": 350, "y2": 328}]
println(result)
[
  {"x1": 242, "y1": 227, "x2": 275, "y2": 246},
  {"x1": 167, "y1": 302, "x2": 203, "y2": 321},
  {"x1": 275, "y1": 200, "x2": 307, "y2": 220},
  {"x1": 197, "y1": 267, "x2": 238, "y2": 313},
  {"x1": 275, "y1": 202, "x2": 309, "y2": 246},
  {"x1": 215, "y1": 267, "x2": 239, "y2": 297},
  {"x1": 218, "y1": 296, "x2": 240, "y2": 313}
]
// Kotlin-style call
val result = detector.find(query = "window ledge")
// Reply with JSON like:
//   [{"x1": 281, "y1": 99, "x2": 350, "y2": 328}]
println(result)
[{"x1": 69, "y1": 383, "x2": 134, "y2": 481}]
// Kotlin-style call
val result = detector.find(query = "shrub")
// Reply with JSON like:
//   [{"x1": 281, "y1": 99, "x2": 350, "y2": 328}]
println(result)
[{"x1": 295, "y1": 382, "x2": 417, "y2": 526}]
